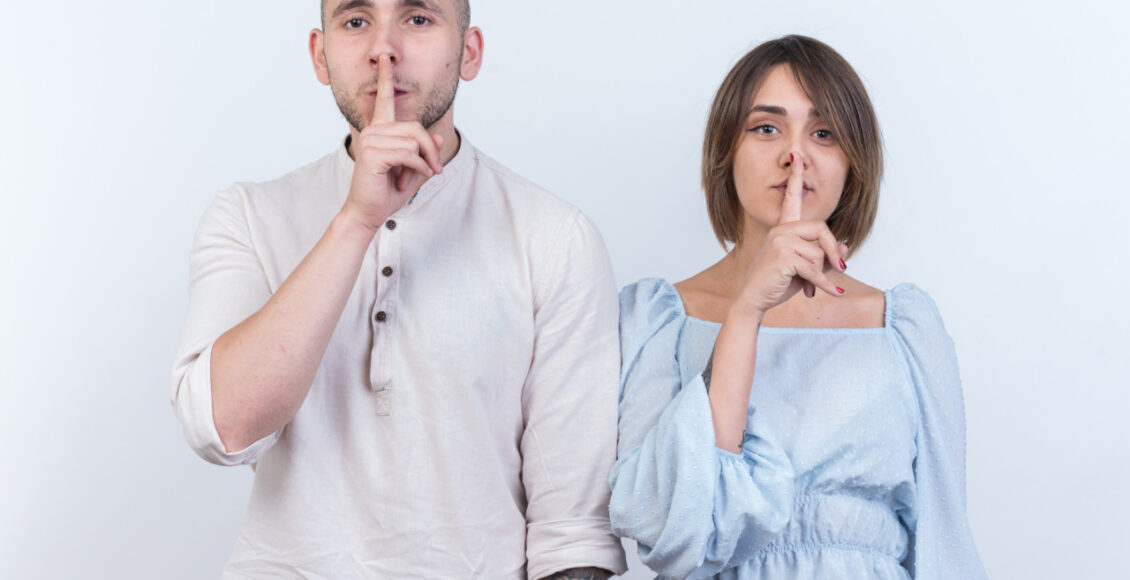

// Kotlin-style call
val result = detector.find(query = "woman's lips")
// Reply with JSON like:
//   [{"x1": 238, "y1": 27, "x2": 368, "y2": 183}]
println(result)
[{"x1": 774, "y1": 181, "x2": 813, "y2": 195}]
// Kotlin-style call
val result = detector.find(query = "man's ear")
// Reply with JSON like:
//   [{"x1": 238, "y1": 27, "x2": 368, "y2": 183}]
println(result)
[
  {"x1": 459, "y1": 27, "x2": 484, "y2": 82},
  {"x1": 310, "y1": 28, "x2": 331, "y2": 86}
]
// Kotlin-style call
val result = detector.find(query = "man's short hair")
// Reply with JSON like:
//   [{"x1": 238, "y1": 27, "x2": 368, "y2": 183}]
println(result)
[
  {"x1": 321, "y1": 0, "x2": 471, "y2": 32},
  {"x1": 701, "y1": 35, "x2": 883, "y2": 253}
]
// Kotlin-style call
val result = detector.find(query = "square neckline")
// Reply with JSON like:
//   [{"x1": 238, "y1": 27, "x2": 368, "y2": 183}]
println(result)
[{"x1": 669, "y1": 281, "x2": 892, "y2": 334}]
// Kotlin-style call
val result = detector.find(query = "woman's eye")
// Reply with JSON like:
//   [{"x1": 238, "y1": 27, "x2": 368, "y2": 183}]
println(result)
[
  {"x1": 813, "y1": 129, "x2": 834, "y2": 140},
  {"x1": 750, "y1": 125, "x2": 778, "y2": 135}
]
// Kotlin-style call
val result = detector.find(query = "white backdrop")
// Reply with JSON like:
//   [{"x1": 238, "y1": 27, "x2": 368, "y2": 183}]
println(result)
[{"x1": 2, "y1": 1, "x2": 1127, "y2": 578}]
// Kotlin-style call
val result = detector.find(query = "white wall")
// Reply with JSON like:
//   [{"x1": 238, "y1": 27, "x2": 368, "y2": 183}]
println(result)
[{"x1": 2, "y1": 1, "x2": 1127, "y2": 578}]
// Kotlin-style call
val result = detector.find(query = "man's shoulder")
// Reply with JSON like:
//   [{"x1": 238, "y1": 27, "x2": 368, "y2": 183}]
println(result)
[
  {"x1": 204, "y1": 148, "x2": 345, "y2": 240},
  {"x1": 466, "y1": 146, "x2": 579, "y2": 220},
  {"x1": 235, "y1": 149, "x2": 343, "y2": 200}
]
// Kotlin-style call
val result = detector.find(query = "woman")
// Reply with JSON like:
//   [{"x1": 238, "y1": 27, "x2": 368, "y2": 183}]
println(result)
[{"x1": 609, "y1": 36, "x2": 986, "y2": 579}]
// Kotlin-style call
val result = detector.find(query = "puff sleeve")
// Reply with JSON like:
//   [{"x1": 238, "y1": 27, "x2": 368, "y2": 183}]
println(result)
[
  {"x1": 888, "y1": 284, "x2": 987, "y2": 579},
  {"x1": 609, "y1": 279, "x2": 793, "y2": 579}
]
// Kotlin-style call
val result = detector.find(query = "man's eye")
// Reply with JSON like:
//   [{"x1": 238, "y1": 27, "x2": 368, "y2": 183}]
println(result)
[
  {"x1": 409, "y1": 16, "x2": 429, "y2": 26},
  {"x1": 345, "y1": 18, "x2": 366, "y2": 29}
]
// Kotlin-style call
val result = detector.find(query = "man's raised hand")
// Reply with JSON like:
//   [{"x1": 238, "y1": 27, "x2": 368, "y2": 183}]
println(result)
[{"x1": 341, "y1": 54, "x2": 445, "y2": 232}]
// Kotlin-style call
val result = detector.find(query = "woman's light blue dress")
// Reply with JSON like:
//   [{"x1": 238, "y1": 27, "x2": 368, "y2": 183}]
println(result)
[{"x1": 609, "y1": 279, "x2": 986, "y2": 579}]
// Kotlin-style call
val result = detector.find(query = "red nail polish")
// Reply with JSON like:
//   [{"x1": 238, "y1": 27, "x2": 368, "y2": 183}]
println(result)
[
  {"x1": 836, "y1": 286, "x2": 845, "y2": 295},
  {"x1": 839, "y1": 259, "x2": 847, "y2": 270}
]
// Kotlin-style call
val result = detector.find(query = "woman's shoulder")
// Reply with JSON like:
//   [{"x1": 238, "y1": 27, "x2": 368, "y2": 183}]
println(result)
[
  {"x1": 882, "y1": 283, "x2": 957, "y2": 357},
  {"x1": 619, "y1": 278, "x2": 678, "y2": 314},
  {"x1": 620, "y1": 277, "x2": 678, "y2": 303},
  {"x1": 618, "y1": 278, "x2": 689, "y2": 349},
  {"x1": 885, "y1": 283, "x2": 945, "y2": 326}
]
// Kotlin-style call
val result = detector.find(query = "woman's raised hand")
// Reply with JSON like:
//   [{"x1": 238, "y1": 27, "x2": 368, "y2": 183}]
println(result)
[{"x1": 731, "y1": 151, "x2": 848, "y2": 323}]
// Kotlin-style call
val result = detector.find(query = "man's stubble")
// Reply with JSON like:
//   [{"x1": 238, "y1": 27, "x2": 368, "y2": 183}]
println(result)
[{"x1": 328, "y1": 47, "x2": 463, "y2": 132}]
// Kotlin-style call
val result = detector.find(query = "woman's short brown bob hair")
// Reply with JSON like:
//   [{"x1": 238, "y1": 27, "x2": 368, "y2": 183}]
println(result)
[{"x1": 702, "y1": 35, "x2": 883, "y2": 252}]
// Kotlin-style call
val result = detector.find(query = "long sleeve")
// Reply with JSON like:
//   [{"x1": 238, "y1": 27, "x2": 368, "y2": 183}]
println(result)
[
  {"x1": 888, "y1": 285, "x2": 987, "y2": 579},
  {"x1": 609, "y1": 279, "x2": 793, "y2": 579},
  {"x1": 520, "y1": 210, "x2": 627, "y2": 579},
  {"x1": 170, "y1": 185, "x2": 282, "y2": 466}
]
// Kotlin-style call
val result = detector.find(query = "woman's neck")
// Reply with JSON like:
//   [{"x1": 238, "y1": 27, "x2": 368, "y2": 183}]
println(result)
[
  {"x1": 717, "y1": 226, "x2": 770, "y2": 295},
  {"x1": 675, "y1": 229, "x2": 769, "y2": 323}
]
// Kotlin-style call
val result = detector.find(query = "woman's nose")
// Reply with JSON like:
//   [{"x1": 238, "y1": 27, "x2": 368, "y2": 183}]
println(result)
[{"x1": 781, "y1": 147, "x2": 807, "y2": 169}]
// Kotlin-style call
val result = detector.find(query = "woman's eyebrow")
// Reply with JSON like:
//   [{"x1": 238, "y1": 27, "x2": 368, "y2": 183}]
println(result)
[
  {"x1": 748, "y1": 104, "x2": 823, "y2": 118},
  {"x1": 749, "y1": 104, "x2": 787, "y2": 116}
]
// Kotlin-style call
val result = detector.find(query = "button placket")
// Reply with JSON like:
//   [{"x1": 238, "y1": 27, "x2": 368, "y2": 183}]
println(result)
[{"x1": 368, "y1": 217, "x2": 403, "y2": 416}]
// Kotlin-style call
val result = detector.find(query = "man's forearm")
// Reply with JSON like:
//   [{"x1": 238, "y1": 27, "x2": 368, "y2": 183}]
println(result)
[
  {"x1": 210, "y1": 211, "x2": 379, "y2": 452},
  {"x1": 541, "y1": 568, "x2": 612, "y2": 580}
]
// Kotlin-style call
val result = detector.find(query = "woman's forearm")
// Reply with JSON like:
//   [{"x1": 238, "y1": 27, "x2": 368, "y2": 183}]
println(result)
[{"x1": 707, "y1": 310, "x2": 763, "y2": 453}]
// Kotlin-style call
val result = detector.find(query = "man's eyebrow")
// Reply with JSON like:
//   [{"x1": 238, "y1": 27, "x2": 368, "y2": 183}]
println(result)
[
  {"x1": 331, "y1": 0, "x2": 443, "y2": 21},
  {"x1": 330, "y1": 0, "x2": 373, "y2": 20},
  {"x1": 400, "y1": 0, "x2": 447, "y2": 16},
  {"x1": 747, "y1": 104, "x2": 822, "y2": 118},
  {"x1": 400, "y1": 0, "x2": 443, "y2": 14}
]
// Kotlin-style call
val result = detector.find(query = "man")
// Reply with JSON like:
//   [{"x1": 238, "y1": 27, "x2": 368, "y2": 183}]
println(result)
[{"x1": 171, "y1": 1, "x2": 627, "y2": 577}]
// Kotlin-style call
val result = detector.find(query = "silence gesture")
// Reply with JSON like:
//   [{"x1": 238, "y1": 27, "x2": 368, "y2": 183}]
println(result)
[
  {"x1": 342, "y1": 54, "x2": 445, "y2": 232},
  {"x1": 733, "y1": 151, "x2": 849, "y2": 320}
]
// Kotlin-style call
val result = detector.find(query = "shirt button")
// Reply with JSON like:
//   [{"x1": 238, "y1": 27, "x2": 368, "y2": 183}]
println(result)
[
  {"x1": 375, "y1": 311, "x2": 388, "y2": 322},
  {"x1": 382, "y1": 266, "x2": 394, "y2": 277},
  {"x1": 385, "y1": 220, "x2": 397, "y2": 230}
]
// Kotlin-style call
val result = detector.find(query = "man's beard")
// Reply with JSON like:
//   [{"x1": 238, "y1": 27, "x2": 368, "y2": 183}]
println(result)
[{"x1": 331, "y1": 64, "x2": 460, "y2": 133}]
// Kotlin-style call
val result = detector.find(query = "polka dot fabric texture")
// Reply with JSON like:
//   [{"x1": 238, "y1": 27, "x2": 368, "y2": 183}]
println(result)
[{"x1": 609, "y1": 279, "x2": 986, "y2": 579}]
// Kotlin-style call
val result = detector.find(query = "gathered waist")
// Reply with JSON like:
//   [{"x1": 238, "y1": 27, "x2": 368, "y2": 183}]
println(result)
[{"x1": 758, "y1": 493, "x2": 908, "y2": 561}]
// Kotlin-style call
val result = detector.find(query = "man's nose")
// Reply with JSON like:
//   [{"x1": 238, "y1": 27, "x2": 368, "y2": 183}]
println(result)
[{"x1": 367, "y1": 22, "x2": 402, "y2": 65}]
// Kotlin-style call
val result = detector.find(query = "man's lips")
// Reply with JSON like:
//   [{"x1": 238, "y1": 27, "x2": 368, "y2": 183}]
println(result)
[{"x1": 368, "y1": 89, "x2": 408, "y2": 99}]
